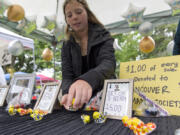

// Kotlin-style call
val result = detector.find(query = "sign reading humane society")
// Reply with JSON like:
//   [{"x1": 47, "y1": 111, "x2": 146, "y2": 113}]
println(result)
[{"x1": 119, "y1": 55, "x2": 180, "y2": 116}]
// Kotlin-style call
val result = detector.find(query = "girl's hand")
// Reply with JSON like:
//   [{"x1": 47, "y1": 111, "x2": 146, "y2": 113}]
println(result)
[{"x1": 61, "y1": 80, "x2": 92, "y2": 110}]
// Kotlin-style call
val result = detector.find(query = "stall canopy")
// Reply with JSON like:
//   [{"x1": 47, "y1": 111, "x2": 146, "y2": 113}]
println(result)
[
  {"x1": 0, "y1": 0, "x2": 180, "y2": 40},
  {"x1": 2, "y1": 1, "x2": 179, "y2": 30},
  {"x1": 0, "y1": 27, "x2": 34, "y2": 49},
  {"x1": 0, "y1": 27, "x2": 35, "y2": 68},
  {"x1": 36, "y1": 74, "x2": 58, "y2": 84},
  {"x1": 4, "y1": 0, "x2": 172, "y2": 24}
]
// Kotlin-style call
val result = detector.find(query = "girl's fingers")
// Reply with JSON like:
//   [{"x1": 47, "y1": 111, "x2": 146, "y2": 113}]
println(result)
[
  {"x1": 67, "y1": 86, "x2": 75, "y2": 107},
  {"x1": 81, "y1": 89, "x2": 88, "y2": 104},
  {"x1": 61, "y1": 94, "x2": 68, "y2": 105},
  {"x1": 87, "y1": 88, "x2": 92, "y2": 102},
  {"x1": 74, "y1": 88, "x2": 82, "y2": 108}
]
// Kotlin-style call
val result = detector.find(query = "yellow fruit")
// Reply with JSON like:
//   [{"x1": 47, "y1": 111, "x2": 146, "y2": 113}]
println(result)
[
  {"x1": 42, "y1": 48, "x2": 53, "y2": 61},
  {"x1": 139, "y1": 36, "x2": 155, "y2": 53},
  {"x1": 7, "y1": 5, "x2": 25, "y2": 22}
]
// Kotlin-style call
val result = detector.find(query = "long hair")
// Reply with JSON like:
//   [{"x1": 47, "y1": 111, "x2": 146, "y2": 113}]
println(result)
[{"x1": 63, "y1": 0, "x2": 104, "y2": 40}]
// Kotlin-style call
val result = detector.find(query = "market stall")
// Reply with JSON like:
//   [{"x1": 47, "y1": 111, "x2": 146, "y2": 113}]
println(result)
[
  {"x1": 0, "y1": 1, "x2": 180, "y2": 135},
  {"x1": 0, "y1": 107, "x2": 179, "y2": 135}
]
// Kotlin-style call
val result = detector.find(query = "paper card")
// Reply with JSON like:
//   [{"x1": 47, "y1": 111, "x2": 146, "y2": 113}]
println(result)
[
  {"x1": 100, "y1": 79, "x2": 133, "y2": 120},
  {"x1": 34, "y1": 82, "x2": 61, "y2": 113}
]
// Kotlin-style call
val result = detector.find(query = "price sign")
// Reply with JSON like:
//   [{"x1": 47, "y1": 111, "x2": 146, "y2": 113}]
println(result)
[
  {"x1": 100, "y1": 79, "x2": 133, "y2": 120},
  {"x1": 34, "y1": 82, "x2": 61, "y2": 113},
  {"x1": 120, "y1": 55, "x2": 180, "y2": 116}
]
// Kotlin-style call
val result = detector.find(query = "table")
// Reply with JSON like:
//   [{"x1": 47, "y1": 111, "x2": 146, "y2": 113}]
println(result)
[{"x1": 0, "y1": 107, "x2": 179, "y2": 135}]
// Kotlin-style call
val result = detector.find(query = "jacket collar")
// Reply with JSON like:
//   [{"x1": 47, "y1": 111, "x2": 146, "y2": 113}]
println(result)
[{"x1": 69, "y1": 22, "x2": 111, "y2": 47}]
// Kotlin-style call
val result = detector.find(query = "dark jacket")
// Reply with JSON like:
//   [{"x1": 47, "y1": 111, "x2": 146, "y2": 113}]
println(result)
[
  {"x1": 173, "y1": 20, "x2": 180, "y2": 55},
  {"x1": 61, "y1": 23, "x2": 116, "y2": 95}
]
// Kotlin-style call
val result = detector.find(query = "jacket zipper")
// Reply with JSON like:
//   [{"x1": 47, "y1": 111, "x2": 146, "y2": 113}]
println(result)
[{"x1": 76, "y1": 43, "x2": 82, "y2": 74}]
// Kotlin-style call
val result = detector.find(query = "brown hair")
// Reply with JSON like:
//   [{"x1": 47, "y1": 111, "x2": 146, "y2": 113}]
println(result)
[{"x1": 63, "y1": 0, "x2": 104, "y2": 40}]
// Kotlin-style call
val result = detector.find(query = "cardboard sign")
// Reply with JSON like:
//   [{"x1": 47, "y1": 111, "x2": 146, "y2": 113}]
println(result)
[
  {"x1": 120, "y1": 55, "x2": 180, "y2": 116},
  {"x1": 100, "y1": 79, "x2": 133, "y2": 120}
]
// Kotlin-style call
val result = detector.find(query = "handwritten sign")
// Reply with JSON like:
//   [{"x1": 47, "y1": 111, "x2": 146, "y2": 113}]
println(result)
[
  {"x1": 100, "y1": 79, "x2": 133, "y2": 120},
  {"x1": 0, "y1": 86, "x2": 9, "y2": 106},
  {"x1": 34, "y1": 82, "x2": 61, "y2": 113},
  {"x1": 120, "y1": 55, "x2": 180, "y2": 116},
  {"x1": 0, "y1": 49, "x2": 11, "y2": 66}
]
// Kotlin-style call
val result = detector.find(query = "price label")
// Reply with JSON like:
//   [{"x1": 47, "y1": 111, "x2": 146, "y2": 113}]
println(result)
[
  {"x1": 100, "y1": 79, "x2": 133, "y2": 120},
  {"x1": 34, "y1": 82, "x2": 61, "y2": 113}
]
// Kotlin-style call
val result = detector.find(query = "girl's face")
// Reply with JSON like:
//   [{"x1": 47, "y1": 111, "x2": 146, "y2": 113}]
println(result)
[{"x1": 65, "y1": 1, "x2": 88, "y2": 33}]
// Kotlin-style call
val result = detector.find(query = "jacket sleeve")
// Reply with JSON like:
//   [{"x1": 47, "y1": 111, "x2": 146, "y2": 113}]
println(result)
[
  {"x1": 78, "y1": 36, "x2": 116, "y2": 92},
  {"x1": 61, "y1": 42, "x2": 74, "y2": 95},
  {"x1": 173, "y1": 20, "x2": 180, "y2": 55}
]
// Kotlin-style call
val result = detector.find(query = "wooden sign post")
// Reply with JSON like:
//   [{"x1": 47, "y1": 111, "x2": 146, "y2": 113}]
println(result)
[{"x1": 120, "y1": 55, "x2": 180, "y2": 116}]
